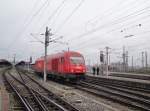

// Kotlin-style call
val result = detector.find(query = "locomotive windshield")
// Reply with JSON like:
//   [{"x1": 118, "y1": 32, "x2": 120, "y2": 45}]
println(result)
[{"x1": 70, "y1": 56, "x2": 84, "y2": 64}]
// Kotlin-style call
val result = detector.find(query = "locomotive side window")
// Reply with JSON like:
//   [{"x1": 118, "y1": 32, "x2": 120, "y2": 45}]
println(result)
[
  {"x1": 70, "y1": 57, "x2": 84, "y2": 64},
  {"x1": 61, "y1": 57, "x2": 64, "y2": 63}
]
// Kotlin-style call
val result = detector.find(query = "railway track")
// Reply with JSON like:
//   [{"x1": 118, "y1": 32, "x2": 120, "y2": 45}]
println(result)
[
  {"x1": 86, "y1": 76, "x2": 150, "y2": 92},
  {"x1": 75, "y1": 77, "x2": 150, "y2": 111},
  {"x1": 16, "y1": 68, "x2": 150, "y2": 110},
  {"x1": 109, "y1": 73, "x2": 150, "y2": 80},
  {"x1": 4, "y1": 69, "x2": 79, "y2": 111}
]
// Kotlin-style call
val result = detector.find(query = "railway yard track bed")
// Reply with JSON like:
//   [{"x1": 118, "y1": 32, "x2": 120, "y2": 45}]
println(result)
[
  {"x1": 4, "y1": 69, "x2": 80, "y2": 111},
  {"x1": 4, "y1": 67, "x2": 150, "y2": 111},
  {"x1": 19, "y1": 68, "x2": 147, "y2": 111}
]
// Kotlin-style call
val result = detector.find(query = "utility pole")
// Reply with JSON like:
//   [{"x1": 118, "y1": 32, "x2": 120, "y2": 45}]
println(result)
[
  {"x1": 44, "y1": 27, "x2": 50, "y2": 82},
  {"x1": 28, "y1": 56, "x2": 32, "y2": 72},
  {"x1": 67, "y1": 47, "x2": 70, "y2": 52},
  {"x1": 105, "y1": 46, "x2": 110, "y2": 76},
  {"x1": 109, "y1": 55, "x2": 110, "y2": 65},
  {"x1": 122, "y1": 46, "x2": 126, "y2": 72},
  {"x1": 100, "y1": 51, "x2": 104, "y2": 75},
  {"x1": 13, "y1": 54, "x2": 16, "y2": 64},
  {"x1": 31, "y1": 27, "x2": 61, "y2": 82},
  {"x1": 125, "y1": 51, "x2": 128, "y2": 72},
  {"x1": 145, "y1": 51, "x2": 148, "y2": 70},
  {"x1": 132, "y1": 56, "x2": 134, "y2": 71},
  {"x1": 28, "y1": 57, "x2": 29, "y2": 72},
  {"x1": 142, "y1": 51, "x2": 144, "y2": 69}
]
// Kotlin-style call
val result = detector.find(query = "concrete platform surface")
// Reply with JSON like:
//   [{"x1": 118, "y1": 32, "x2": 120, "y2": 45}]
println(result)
[
  {"x1": 86, "y1": 73, "x2": 150, "y2": 84},
  {"x1": 0, "y1": 68, "x2": 9, "y2": 111},
  {"x1": 110, "y1": 72, "x2": 150, "y2": 76}
]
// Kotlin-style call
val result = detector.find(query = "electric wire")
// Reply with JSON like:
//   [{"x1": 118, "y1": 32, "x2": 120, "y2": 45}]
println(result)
[
  {"x1": 37, "y1": 0, "x2": 67, "y2": 33},
  {"x1": 86, "y1": 0, "x2": 136, "y2": 26},
  {"x1": 7, "y1": 0, "x2": 50, "y2": 50},
  {"x1": 67, "y1": 4, "x2": 150, "y2": 43},
  {"x1": 55, "y1": 0, "x2": 85, "y2": 33}
]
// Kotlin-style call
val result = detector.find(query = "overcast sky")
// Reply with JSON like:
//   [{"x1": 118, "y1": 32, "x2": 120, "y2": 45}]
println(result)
[{"x1": 0, "y1": 0, "x2": 150, "y2": 66}]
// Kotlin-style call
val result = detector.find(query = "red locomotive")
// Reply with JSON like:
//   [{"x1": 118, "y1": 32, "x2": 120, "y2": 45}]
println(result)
[{"x1": 34, "y1": 51, "x2": 86, "y2": 80}]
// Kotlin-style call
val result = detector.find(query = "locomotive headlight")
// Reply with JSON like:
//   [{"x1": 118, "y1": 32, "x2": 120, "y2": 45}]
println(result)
[{"x1": 71, "y1": 69, "x2": 74, "y2": 72}]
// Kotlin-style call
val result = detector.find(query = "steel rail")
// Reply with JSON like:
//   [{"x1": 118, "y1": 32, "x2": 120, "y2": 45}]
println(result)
[
  {"x1": 76, "y1": 81, "x2": 150, "y2": 111},
  {"x1": 3, "y1": 72, "x2": 33, "y2": 111},
  {"x1": 85, "y1": 76, "x2": 150, "y2": 93},
  {"x1": 8, "y1": 72, "x2": 69, "y2": 111},
  {"x1": 84, "y1": 78, "x2": 150, "y2": 100},
  {"x1": 7, "y1": 72, "x2": 49, "y2": 111},
  {"x1": 16, "y1": 68, "x2": 80, "y2": 111},
  {"x1": 17, "y1": 68, "x2": 150, "y2": 111},
  {"x1": 81, "y1": 81, "x2": 150, "y2": 105},
  {"x1": 109, "y1": 73, "x2": 150, "y2": 80}
]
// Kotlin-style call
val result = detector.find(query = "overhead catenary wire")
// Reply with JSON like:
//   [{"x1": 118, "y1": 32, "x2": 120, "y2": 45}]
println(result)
[
  {"x1": 55, "y1": 0, "x2": 141, "y2": 42},
  {"x1": 55, "y1": 0, "x2": 85, "y2": 33},
  {"x1": 63, "y1": 22, "x2": 150, "y2": 53},
  {"x1": 86, "y1": 0, "x2": 137, "y2": 26},
  {"x1": 70, "y1": 19, "x2": 150, "y2": 49},
  {"x1": 71, "y1": 30, "x2": 150, "y2": 52},
  {"x1": 33, "y1": 0, "x2": 49, "y2": 17},
  {"x1": 7, "y1": 0, "x2": 51, "y2": 50},
  {"x1": 36, "y1": 0, "x2": 84, "y2": 52},
  {"x1": 37, "y1": 0, "x2": 67, "y2": 33},
  {"x1": 51, "y1": 0, "x2": 135, "y2": 43},
  {"x1": 52, "y1": 0, "x2": 125, "y2": 43},
  {"x1": 62, "y1": 4, "x2": 150, "y2": 50},
  {"x1": 70, "y1": 5, "x2": 150, "y2": 41},
  {"x1": 51, "y1": 12, "x2": 148, "y2": 51},
  {"x1": 50, "y1": 2, "x2": 67, "y2": 27},
  {"x1": 66, "y1": 12, "x2": 150, "y2": 51},
  {"x1": 84, "y1": 0, "x2": 148, "y2": 35},
  {"x1": 74, "y1": 41, "x2": 150, "y2": 59},
  {"x1": 21, "y1": 0, "x2": 41, "y2": 27},
  {"x1": 7, "y1": 0, "x2": 150, "y2": 64},
  {"x1": 51, "y1": 20, "x2": 150, "y2": 54}
]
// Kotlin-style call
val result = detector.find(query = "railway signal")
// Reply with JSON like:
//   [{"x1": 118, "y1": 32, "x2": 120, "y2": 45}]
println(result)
[
  {"x1": 100, "y1": 51, "x2": 104, "y2": 63},
  {"x1": 100, "y1": 51, "x2": 104, "y2": 75}
]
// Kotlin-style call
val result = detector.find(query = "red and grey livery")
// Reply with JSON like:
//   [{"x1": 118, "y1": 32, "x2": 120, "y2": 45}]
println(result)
[{"x1": 34, "y1": 51, "x2": 86, "y2": 80}]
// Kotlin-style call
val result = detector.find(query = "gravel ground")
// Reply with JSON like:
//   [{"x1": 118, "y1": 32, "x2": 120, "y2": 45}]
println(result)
[
  {"x1": 22, "y1": 71, "x2": 136, "y2": 111},
  {"x1": 1, "y1": 68, "x2": 24, "y2": 111}
]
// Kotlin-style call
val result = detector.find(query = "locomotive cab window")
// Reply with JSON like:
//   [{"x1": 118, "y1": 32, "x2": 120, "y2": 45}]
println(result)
[{"x1": 70, "y1": 56, "x2": 84, "y2": 64}]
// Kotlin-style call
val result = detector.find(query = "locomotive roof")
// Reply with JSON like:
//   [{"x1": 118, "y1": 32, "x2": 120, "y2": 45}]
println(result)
[{"x1": 36, "y1": 51, "x2": 83, "y2": 61}]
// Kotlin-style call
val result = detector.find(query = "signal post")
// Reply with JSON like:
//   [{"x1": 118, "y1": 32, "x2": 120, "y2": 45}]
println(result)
[{"x1": 100, "y1": 51, "x2": 104, "y2": 75}]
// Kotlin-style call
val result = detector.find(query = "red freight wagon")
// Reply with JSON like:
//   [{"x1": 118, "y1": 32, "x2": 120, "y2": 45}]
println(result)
[{"x1": 34, "y1": 51, "x2": 86, "y2": 80}]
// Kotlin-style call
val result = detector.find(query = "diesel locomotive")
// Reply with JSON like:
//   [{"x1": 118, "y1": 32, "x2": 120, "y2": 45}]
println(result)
[{"x1": 34, "y1": 51, "x2": 86, "y2": 80}]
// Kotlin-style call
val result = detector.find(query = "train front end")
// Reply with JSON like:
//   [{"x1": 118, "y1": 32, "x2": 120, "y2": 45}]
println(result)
[{"x1": 67, "y1": 52, "x2": 86, "y2": 80}]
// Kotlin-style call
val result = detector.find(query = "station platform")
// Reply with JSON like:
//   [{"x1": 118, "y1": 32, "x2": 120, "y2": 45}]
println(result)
[
  {"x1": 0, "y1": 68, "x2": 9, "y2": 111},
  {"x1": 86, "y1": 72, "x2": 150, "y2": 85},
  {"x1": 110, "y1": 72, "x2": 150, "y2": 76},
  {"x1": 109, "y1": 72, "x2": 150, "y2": 80}
]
